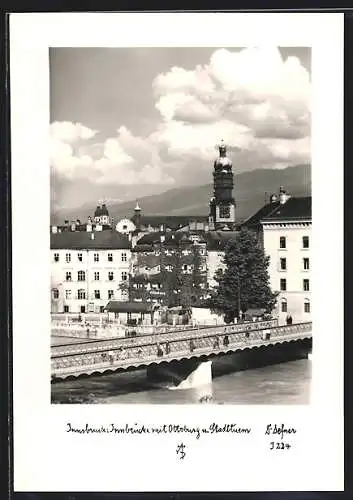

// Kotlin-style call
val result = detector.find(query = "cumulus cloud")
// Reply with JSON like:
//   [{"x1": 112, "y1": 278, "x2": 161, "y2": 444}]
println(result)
[{"x1": 51, "y1": 46, "x2": 311, "y2": 207}]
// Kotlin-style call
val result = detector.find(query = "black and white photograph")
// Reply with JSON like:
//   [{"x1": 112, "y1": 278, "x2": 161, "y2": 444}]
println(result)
[
  {"x1": 10, "y1": 12, "x2": 344, "y2": 493},
  {"x1": 49, "y1": 46, "x2": 312, "y2": 404}
]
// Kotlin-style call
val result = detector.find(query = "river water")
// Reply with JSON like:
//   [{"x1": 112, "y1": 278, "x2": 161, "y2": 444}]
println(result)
[{"x1": 51, "y1": 358, "x2": 311, "y2": 405}]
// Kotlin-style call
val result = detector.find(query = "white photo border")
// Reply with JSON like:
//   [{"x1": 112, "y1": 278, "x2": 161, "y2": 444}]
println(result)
[{"x1": 10, "y1": 12, "x2": 344, "y2": 492}]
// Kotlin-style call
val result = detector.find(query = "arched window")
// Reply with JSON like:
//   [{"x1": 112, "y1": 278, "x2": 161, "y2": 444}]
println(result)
[
  {"x1": 52, "y1": 288, "x2": 59, "y2": 299},
  {"x1": 78, "y1": 270, "x2": 86, "y2": 281},
  {"x1": 281, "y1": 298, "x2": 287, "y2": 313},
  {"x1": 304, "y1": 299, "x2": 310, "y2": 313},
  {"x1": 78, "y1": 289, "x2": 86, "y2": 300}
]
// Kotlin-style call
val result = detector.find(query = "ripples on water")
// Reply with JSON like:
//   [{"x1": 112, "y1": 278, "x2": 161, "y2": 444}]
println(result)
[{"x1": 51, "y1": 359, "x2": 311, "y2": 405}]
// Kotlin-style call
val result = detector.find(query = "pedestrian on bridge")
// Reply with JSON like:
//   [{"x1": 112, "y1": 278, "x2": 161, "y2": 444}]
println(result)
[
  {"x1": 286, "y1": 315, "x2": 293, "y2": 325},
  {"x1": 189, "y1": 340, "x2": 195, "y2": 353},
  {"x1": 157, "y1": 343, "x2": 164, "y2": 357},
  {"x1": 213, "y1": 337, "x2": 220, "y2": 349},
  {"x1": 223, "y1": 335, "x2": 229, "y2": 347}
]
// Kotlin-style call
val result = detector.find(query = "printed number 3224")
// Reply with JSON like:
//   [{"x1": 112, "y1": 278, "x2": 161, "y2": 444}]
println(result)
[{"x1": 270, "y1": 442, "x2": 291, "y2": 450}]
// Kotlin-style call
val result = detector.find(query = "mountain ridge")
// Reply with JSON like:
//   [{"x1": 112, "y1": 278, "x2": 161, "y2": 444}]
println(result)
[{"x1": 51, "y1": 164, "x2": 311, "y2": 225}]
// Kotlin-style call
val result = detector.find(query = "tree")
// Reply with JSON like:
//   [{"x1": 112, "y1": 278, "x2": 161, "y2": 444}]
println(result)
[{"x1": 210, "y1": 228, "x2": 278, "y2": 323}]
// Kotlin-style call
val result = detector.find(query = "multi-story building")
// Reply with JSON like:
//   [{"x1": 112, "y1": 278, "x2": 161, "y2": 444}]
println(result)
[
  {"x1": 243, "y1": 190, "x2": 312, "y2": 324},
  {"x1": 129, "y1": 231, "x2": 208, "y2": 307},
  {"x1": 50, "y1": 229, "x2": 131, "y2": 313}
]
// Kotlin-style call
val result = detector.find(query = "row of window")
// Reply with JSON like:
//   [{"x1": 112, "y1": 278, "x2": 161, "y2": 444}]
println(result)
[
  {"x1": 65, "y1": 271, "x2": 128, "y2": 281},
  {"x1": 280, "y1": 298, "x2": 311, "y2": 313},
  {"x1": 279, "y1": 257, "x2": 310, "y2": 271},
  {"x1": 54, "y1": 252, "x2": 128, "y2": 263},
  {"x1": 279, "y1": 236, "x2": 309, "y2": 249},
  {"x1": 280, "y1": 278, "x2": 310, "y2": 291},
  {"x1": 52, "y1": 288, "x2": 126, "y2": 300}
]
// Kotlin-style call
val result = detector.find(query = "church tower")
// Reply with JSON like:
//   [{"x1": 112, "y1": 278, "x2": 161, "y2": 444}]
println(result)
[{"x1": 209, "y1": 140, "x2": 236, "y2": 231}]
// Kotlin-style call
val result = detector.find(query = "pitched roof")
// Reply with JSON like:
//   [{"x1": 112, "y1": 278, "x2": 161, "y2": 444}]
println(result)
[
  {"x1": 132, "y1": 214, "x2": 208, "y2": 230},
  {"x1": 104, "y1": 301, "x2": 153, "y2": 313},
  {"x1": 50, "y1": 230, "x2": 131, "y2": 250},
  {"x1": 241, "y1": 201, "x2": 281, "y2": 228},
  {"x1": 136, "y1": 231, "x2": 192, "y2": 246},
  {"x1": 262, "y1": 197, "x2": 312, "y2": 222},
  {"x1": 204, "y1": 231, "x2": 238, "y2": 251},
  {"x1": 132, "y1": 244, "x2": 154, "y2": 253},
  {"x1": 242, "y1": 196, "x2": 312, "y2": 226}
]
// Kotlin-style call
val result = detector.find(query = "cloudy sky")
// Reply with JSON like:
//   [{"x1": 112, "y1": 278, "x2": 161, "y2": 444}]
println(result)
[{"x1": 50, "y1": 47, "x2": 311, "y2": 211}]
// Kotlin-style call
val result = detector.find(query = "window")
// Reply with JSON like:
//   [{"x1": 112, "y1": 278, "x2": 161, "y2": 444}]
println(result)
[
  {"x1": 80, "y1": 305, "x2": 86, "y2": 313},
  {"x1": 304, "y1": 300, "x2": 311, "y2": 313},
  {"x1": 78, "y1": 289, "x2": 86, "y2": 299},
  {"x1": 66, "y1": 272, "x2": 72, "y2": 281},
  {"x1": 108, "y1": 253, "x2": 113, "y2": 262},
  {"x1": 303, "y1": 279, "x2": 310, "y2": 291},
  {"x1": 94, "y1": 253, "x2": 99, "y2": 262},
  {"x1": 280, "y1": 257, "x2": 287, "y2": 270},
  {"x1": 302, "y1": 236, "x2": 309, "y2": 249},
  {"x1": 303, "y1": 257, "x2": 310, "y2": 270},
  {"x1": 279, "y1": 236, "x2": 286, "y2": 249},
  {"x1": 65, "y1": 290, "x2": 72, "y2": 299},
  {"x1": 94, "y1": 290, "x2": 100, "y2": 299},
  {"x1": 65, "y1": 253, "x2": 71, "y2": 263},
  {"x1": 78, "y1": 253, "x2": 83, "y2": 262},
  {"x1": 121, "y1": 271, "x2": 128, "y2": 281},
  {"x1": 94, "y1": 272, "x2": 100, "y2": 281},
  {"x1": 54, "y1": 253, "x2": 59, "y2": 262},
  {"x1": 183, "y1": 264, "x2": 188, "y2": 271},
  {"x1": 78, "y1": 270, "x2": 85, "y2": 281},
  {"x1": 281, "y1": 299, "x2": 287, "y2": 313},
  {"x1": 108, "y1": 272, "x2": 114, "y2": 281},
  {"x1": 108, "y1": 290, "x2": 114, "y2": 299},
  {"x1": 64, "y1": 305, "x2": 69, "y2": 313},
  {"x1": 121, "y1": 252, "x2": 127, "y2": 262},
  {"x1": 280, "y1": 278, "x2": 287, "y2": 291},
  {"x1": 52, "y1": 288, "x2": 59, "y2": 299}
]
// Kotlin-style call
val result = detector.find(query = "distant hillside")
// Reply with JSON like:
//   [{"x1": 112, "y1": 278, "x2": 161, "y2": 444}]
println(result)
[{"x1": 51, "y1": 164, "x2": 311, "y2": 225}]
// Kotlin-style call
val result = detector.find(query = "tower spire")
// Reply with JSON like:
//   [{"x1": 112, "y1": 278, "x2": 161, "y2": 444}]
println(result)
[{"x1": 209, "y1": 138, "x2": 236, "y2": 231}]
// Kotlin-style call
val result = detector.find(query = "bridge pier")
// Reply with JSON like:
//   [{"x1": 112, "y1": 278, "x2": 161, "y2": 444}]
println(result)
[{"x1": 146, "y1": 359, "x2": 212, "y2": 389}]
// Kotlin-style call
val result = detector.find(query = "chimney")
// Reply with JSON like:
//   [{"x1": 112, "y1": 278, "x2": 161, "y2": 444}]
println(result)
[
  {"x1": 279, "y1": 187, "x2": 290, "y2": 205},
  {"x1": 51, "y1": 226, "x2": 57, "y2": 234}
]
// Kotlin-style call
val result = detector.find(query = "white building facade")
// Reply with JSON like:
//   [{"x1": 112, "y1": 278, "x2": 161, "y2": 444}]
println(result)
[
  {"x1": 260, "y1": 197, "x2": 312, "y2": 325},
  {"x1": 51, "y1": 231, "x2": 131, "y2": 314}
]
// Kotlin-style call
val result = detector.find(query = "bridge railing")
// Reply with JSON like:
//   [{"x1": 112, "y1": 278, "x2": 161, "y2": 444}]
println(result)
[
  {"x1": 51, "y1": 322, "x2": 312, "y2": 376},
  {"x1": 51, "y1": 319, "x2": 279, "y2": 357}
]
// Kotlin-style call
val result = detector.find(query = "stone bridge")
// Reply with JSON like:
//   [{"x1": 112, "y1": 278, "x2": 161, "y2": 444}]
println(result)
[{"x1": 51, "y1": 321, "x2": 312, "y2": 382}]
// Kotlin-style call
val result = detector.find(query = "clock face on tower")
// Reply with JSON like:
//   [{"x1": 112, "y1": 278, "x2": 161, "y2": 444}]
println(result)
[{"x1": 219, "y1": 205, "x2": 230, "y2": 218}]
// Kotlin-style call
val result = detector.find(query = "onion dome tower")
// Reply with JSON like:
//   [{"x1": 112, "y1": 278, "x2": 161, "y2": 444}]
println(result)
[
  {"x1": 94, "y1": 204, "x2": 102, "y2": 224},
  {"x1": 208, "y1": 140, "x2": 236, "y2": 230},
  {"x1": 100, "y1": 203, "x2": 110, "y2": 225}
]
